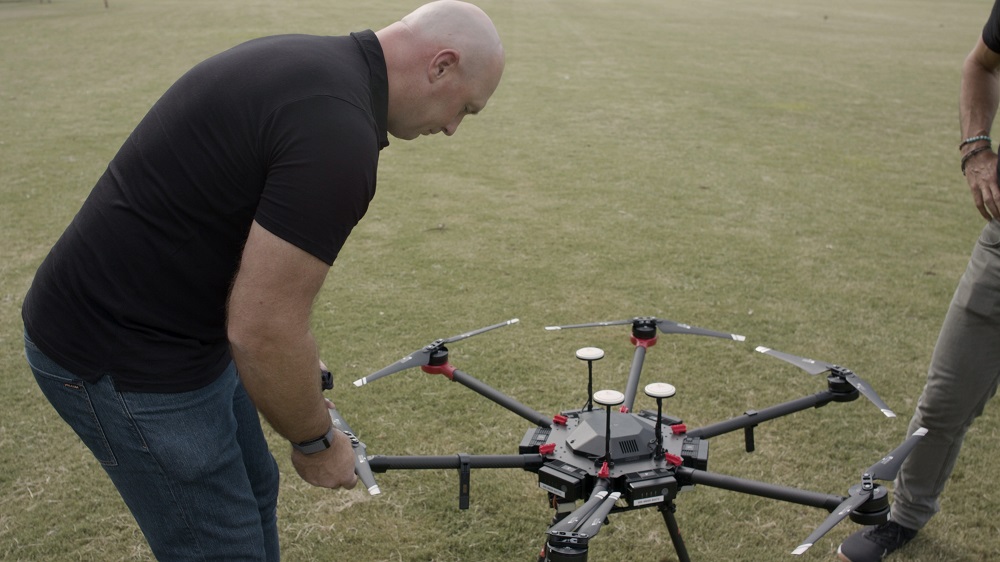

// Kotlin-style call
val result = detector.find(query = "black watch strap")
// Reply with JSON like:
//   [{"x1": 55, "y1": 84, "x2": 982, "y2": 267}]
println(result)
[{"x1": 292, "y1": 424, "x2": 336, "y2": 455}]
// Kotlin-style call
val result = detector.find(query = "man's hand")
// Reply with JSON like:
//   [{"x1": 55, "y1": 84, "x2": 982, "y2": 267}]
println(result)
[
  {"x1": 963, "y1": 148, "x2": 1000, "y2": 220},
  {"x1": 291, "y1": 425, "x2": 359, "y2": 490}
]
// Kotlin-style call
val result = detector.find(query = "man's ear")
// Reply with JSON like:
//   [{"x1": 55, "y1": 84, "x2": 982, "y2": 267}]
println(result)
[{"x1": 428, "y1": 49, "x2": 460, "y2": 82}]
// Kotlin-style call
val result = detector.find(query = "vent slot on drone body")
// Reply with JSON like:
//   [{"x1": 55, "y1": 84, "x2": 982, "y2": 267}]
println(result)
[{"x1": 619, "y1": 439, "x2": 639, "y2": 455}]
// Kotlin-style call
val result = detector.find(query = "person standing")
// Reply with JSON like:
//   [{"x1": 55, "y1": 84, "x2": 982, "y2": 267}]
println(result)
[{"x1": 837, "y1": 2, "x2": 1000, "y2": 560}]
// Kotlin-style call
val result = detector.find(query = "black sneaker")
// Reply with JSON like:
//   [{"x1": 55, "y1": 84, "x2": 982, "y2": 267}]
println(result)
[{"x1": 837, "y1": 521, "x2": 918, "y2": 562}]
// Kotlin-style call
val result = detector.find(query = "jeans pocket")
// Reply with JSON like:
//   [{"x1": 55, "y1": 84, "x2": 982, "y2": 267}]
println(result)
[{"x1": 25, "y1": 344, "x2": 118, "y2": 466}]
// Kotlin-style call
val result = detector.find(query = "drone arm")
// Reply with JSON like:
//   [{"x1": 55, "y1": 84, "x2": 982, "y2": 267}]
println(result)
[
  {"x1": 686, "y1": 390, "x2": 840, "y2": 440},
  {"x1": 675, "y1": 466, "x2": 845, "y2": 511},
  {"x1": 367, "y1": 453, "x2": 545, "y2": 473},
  {"x1": 367, "y1": 453, "x2": 543, "y2": 511},
  {"x1": 621, "y1": 344, "x2": 649, "y2": 412},
  {"x1": 450, "y1": 369, "x2": 552, "y2": 428}
]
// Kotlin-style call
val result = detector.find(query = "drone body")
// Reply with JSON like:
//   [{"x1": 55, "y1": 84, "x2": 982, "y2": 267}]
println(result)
[
  {"x1": 520, "y1": 406, "x2": 700, "y2": 506},
  {"x1": 336, "y1": 316, "x2": 924, "y2": 561}
]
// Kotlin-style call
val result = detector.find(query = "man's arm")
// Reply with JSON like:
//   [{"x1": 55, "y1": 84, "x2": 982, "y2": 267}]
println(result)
[
  {"x1": 960, "y1": 35, "x2": 1000, "y2": 220},
  {"x1": 228, "y1": 220, "x2": 357, "y2": 489}
]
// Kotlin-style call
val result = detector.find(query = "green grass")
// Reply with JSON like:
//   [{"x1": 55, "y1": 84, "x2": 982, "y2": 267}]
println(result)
[{"x1": 2, "y1": 0, "x2": 998, "y2": 560}]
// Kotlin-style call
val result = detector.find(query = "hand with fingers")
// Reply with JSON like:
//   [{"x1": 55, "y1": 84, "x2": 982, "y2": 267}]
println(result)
[
  {"x1": 291, "y1": 400, "x2": 359, "y2": 490},
  {"x1": 961, "y1": 144, "x2": 1000, "y2": 220}
]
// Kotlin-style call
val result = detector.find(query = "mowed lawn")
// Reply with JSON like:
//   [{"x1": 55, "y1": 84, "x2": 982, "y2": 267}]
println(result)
[{"x1": 1, "y1": 0, "x2": 997, "y2": 560}]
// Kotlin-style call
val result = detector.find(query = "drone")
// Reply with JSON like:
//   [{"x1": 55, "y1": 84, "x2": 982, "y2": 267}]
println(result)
[{"x1": 323, "y1": 316, "x2": 925, "y2": 561}]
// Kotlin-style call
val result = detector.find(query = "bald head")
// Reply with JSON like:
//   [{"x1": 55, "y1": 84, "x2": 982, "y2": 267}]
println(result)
[
  {"x1": 401, "y1": 0, "x2": 503, "y2": 63},
  {"x1": 376, "y1": 1, "x2": 505, "y2": 140}
]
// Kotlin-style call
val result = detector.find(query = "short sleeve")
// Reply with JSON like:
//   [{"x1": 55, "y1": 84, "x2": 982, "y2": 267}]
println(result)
[
  {"x1": 984, "y1": 0, "x2": 1000, "y2": 53},
  {"x1": 255, "y1": 96, "x2": 379, "y2": 265}
]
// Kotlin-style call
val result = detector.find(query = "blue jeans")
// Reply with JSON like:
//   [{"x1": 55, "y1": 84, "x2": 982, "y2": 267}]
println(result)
[{"x1": 24, "y1": 332, "x2": 280, "y2": 561}]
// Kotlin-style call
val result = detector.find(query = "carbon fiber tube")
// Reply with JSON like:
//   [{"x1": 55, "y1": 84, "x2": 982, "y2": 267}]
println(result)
[{"x1": 368, "y1": 454, "x2": 545, "y2": 472}]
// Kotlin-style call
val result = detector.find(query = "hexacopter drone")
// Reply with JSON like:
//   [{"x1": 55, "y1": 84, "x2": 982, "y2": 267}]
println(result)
[{"x1": 324, "y1": 316, "x2": 925, "y2": 561}]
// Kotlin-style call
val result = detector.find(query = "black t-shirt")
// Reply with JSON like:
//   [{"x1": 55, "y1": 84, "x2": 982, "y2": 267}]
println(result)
[
  {"x1": 22, "y1": 31, "x2": 389, "y2": 392},
  {"x1": 985, "y1": 0, "x2": 1000, "y2": 52}
]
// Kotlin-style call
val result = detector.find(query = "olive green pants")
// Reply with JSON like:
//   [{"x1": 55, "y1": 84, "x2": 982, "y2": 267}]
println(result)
[{"x1": 892, "y1": 219, "x2": 1000, "y2": 530}]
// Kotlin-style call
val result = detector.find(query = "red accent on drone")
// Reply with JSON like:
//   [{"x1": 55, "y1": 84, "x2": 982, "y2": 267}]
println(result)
[
  {"x1": 664, "y1": 453, "x2": 683, "y2": 466},
  {"x1": 553, "y1": 414, "x2": 568, "y2": 426},
  {"x1": 597, "y1": 461, "x2": 610, "y2": 479},
  {"x1": 630, "y1": 335, "x2": 658, "y2": 348},
  {"x1": 619, "y1": 406, "x2": 630, "y2": 413},
  {"x1": 420, "y1": 363, "x2": 457, "y2": 379},
  {"x1": 539, "y1": 443, "x2": 556, "y2": 455},
  {"x1": 670, "y1": 424, "x2": 687, "y2": 434}
]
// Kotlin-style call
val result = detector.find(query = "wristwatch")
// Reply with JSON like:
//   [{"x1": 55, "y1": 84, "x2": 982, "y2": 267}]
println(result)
[{"x1": 292, "y1": 424, "x2": 337, "y2": 455}]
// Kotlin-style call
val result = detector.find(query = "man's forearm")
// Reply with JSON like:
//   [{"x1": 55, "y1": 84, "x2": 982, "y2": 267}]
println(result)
[
  {"x1": 960, "y1": 39, "x2": 1000, "y2": 139},
  {"x1": 227, "y1": 220, "x2": 334, "y2": 445},
  {"x1": 231, "y1": 328, "x2": 331, "y2": 444}
]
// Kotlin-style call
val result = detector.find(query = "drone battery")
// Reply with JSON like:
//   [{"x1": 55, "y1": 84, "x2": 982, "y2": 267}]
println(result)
[
  {"x1": 520, "y1": 427, "x2": 551, "y2": 455},
  {"x1": 681, "y1": 437, "x2": 709, "y2": 471},
  {"x1": 538, "y1": 461, "x2": 588, "y2": 501},
  {"x1": 624, "y1": 468, "x2": 678, "y2": 507}
]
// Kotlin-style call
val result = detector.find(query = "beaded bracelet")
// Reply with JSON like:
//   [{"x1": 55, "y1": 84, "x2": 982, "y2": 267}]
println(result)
[
  {"x1": 960, "y1": 135, "x2": 992, "y2": 149},
  {"x1": 961, "y1": 145, "x2": 992, "y2": 175}
]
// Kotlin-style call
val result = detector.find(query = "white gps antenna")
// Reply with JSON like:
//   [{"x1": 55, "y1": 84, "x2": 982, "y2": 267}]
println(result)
[
  {"x1": 644, "y1": 382, "x2": 676, "y2": 457},
  {"x1": 576, "y1": 347, "x2": 604, "y2": 411},
  {"x1": 593, "y1": 389, "x2": 625, "y2": 476}
]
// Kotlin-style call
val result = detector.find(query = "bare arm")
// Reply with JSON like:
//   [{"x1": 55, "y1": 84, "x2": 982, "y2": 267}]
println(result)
[
  {"x1": 960, "y1": 36, "x2": 1000, "y2": 220},
  {"x1": 228, "y1": 220, "x2": 356, "y2": 489}
]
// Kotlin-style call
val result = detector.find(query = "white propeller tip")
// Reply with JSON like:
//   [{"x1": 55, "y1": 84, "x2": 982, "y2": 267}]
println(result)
[
  {"x1": 352, "y1": 378, "x2": 366, "y2": 387},
  {"x1": 755, "y1": 346, "x2": 772, "y2": 353},
  {"x1": 733, "y1": 334, "x2": 747, "y2": 341},
  {"x1": 882, "y1": 409, "x2": 896, "y2": 418},
  {"x1": 544, "y1": 326, "x2": 561, "y2": 331},
  {"x1": 914, "y1": 427, "x2": 928, "y2": 436},
  {"x1": 791, "y1": 543, "x2": 812, "y2": 555},
  {"x1": 368, "y1": 485, "x2": 381, "y2": 495},
  {"x1": 509, "y1": 318, "x2": 520, "y2": 324}
]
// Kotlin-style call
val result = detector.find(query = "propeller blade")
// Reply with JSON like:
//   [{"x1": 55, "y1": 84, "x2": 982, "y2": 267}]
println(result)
[
  {"x1": 549, "y1": 491, "x2": 609, "y2": 534},
  {"x1": 442, "y1": 318, "x2": 519, "y2": 343},
  {"x1": 756, "y1": 346, "x2": 895, "y2": 416},
  {"x1": 791, "y1": 492, "x2": 871, "y2": 555},
  {"x1": 544, "y1": 319, "x2": 633, "y2": 331},
  {"x1": 754, "y1": 346, "x2": 833, "y2": 376},
  {"x1": 577, "y1": 491, "x2": 621, "y2": 537},
  {"x1": 793, "y1": 428, "x2": 929, "y2": 554},
  {"x1": 545, "y1": 316, "x2": 745, "y2": 343},
  {"x1": 352, "y1": 347, "x2": 433, "y2": 387},
  {"x1": 843, "y1": 372, "x2": 896, "y2": 418},
  {"x1": 354, "y1": 319, "x2": 520, "y2": 387},
  {"x1": 866, "y1": 427, "x2": 928, "y2": 481},
  {"x1": 328, "y1": 406, "x2": 380, "y2": 495},
  {"x1": 655, "y1": 318, "x2": 745, "y2": 341}
]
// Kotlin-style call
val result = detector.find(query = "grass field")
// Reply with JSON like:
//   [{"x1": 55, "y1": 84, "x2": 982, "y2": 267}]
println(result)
[{"x1": 2, "y1": 0, "x2": 999, "y2": 560}]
